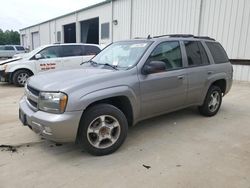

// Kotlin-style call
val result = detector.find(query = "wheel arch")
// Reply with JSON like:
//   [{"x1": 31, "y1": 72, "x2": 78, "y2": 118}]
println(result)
[{"x1": 10, "y1": 68, "x2": 34, "y2": 83}]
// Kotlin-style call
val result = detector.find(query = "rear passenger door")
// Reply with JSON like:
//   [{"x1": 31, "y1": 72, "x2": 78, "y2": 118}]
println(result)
[
  {"x1": 139, "y1": 41, "x2": 188, "y2": 118},
  {"x1": 4, "y1": 46, "x2": 16, "y2": 57},
  {"x1": 183, "y1": 41, "x2": 210, "y2": 105},
  {"x1": 61, "y1": 45, "x2": 84, "y2": 68}
]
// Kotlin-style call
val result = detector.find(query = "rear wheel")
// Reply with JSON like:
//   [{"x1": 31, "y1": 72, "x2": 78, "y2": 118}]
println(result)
[
  {"x1": 77, "y1": 104, "x2": 128, "y2": 156},
  {"x1": 12, "y1": 70, "x2": 32, "y2": 87},
  {"x1": 198, "y1": 85, "x2": 222, "y2": 117}
]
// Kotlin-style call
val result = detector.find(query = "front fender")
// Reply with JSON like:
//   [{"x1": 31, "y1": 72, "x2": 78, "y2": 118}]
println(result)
[
  {"x1": 67, "y1": 85, "x2": 140, "y2": 121},
  {"x1": 6, "y1": 63, "x2": 35, "y2": 74}
]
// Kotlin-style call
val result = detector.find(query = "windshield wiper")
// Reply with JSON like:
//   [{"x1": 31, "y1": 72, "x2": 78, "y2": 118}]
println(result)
[
  {"x1": 100, "y1": 63, "x2": 118, "y2": 70},
  {"x1": 81, "y1": 60, "x2": 118, "y2": 70}
]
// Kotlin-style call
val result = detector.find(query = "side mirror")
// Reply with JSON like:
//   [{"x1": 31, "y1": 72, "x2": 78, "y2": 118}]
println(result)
[
  {"x1": 35, "y1": 54, "x2": 43, "y2": 60},
  {"x1": 142, "y1": 60, "x2": 166, "y2": 75}
]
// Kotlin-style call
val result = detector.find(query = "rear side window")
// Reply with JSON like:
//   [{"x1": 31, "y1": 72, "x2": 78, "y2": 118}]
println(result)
[
  {"x1": 84, "y1": 45, "x2": 101, "y2": 55},
  {"x1": 61, "y1": 45, "x2": 83, "y2": 57},
  {"x1": 184, "y1": 41, "x2": 209, "y2": 66},
  {"x1": 16, "y1": 46, "x2": 25, "y2": 51},
  {"x1": 4, "y1": 46, "x2": 15, "y2": 50},
  {"x1": 149, "y1": 41, "x2": 183, "y2": 70},
  {"x1": 206, "y1": 42, "x2": 229, "y2": 64}
]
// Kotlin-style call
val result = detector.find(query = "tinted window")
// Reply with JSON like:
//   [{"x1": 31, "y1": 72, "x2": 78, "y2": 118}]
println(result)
[
  {"x1": 198, "y1": 42, "x2": 209, "y2": 64},
  {"x1": 84, "y1": 45, "x2": 101, "y2": 55},
  {"x1": 149, "y1": 41, "x2": 182, "y2": 70},
  {"x1": 16, "y1": 46, "x2": 25, "y2": 51},
  {"x1": 61, "y1": 45, "x2": 83, "y2": 57},
  {"x1": 39, "y1": 46, "x2": 61, "y2": 59},
  {"x1": 4, "y1": 46, "x2": 15, "y2": 50},
  {"x1": 206, "y1": 42, "x2": 229, "y2": 64},
  {"x1": 185, "y1": 41, "x2": 208, "y2": 66}
]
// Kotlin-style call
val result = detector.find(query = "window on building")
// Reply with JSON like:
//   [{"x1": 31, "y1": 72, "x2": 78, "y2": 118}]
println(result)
[
  {"x1": 57, "y1": 31, "x2": 61, "y2": 43},
  {"x1": 184, "y1": 41, "x2": 209, "y2": 66},
  {"x1": 101, "y1": 23, "x2": 110, "y2": 39},
  {"x1": 148, "y1": 41, "x2": 183, "y2": 70},
  {"x1": 206, "y1": 42, "x2": 229, "y2": 64}
]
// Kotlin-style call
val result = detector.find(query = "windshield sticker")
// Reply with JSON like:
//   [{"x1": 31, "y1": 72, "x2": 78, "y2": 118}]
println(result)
[
  {"x1": 113, "y1": 60, "x2": 118, "y2": 66},
  {"x1": 130, "y1": 43, "x2": 148, "y2": 48}
]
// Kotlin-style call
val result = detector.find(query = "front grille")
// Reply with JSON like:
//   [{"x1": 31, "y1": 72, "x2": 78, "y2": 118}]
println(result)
[
  {"x1": 28, "y1": 98, "x2": 37, "y2": 108},
  {"x1": 25, "y1": 85, "x2": 39, "y2": 110},
  {"x1": 27, "y1": 85, "x2": 40, "y2": 96}
]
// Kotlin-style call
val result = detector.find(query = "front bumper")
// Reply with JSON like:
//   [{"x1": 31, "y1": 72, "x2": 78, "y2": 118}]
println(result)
[
  {"x1": 19, "y1": 96, "x2": 82, "y2": 143},
  {"x1": 0, "y1": 70, "x2": 10, "y2": 82}
]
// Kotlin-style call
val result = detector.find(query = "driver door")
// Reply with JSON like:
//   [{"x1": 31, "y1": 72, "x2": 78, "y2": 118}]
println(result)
[
  {"x1": 139, "y1": 41, "x2": 188, "y2": 118},
  {"x1": 34, "y1": 46, "x2": 63, "y2": 73}
]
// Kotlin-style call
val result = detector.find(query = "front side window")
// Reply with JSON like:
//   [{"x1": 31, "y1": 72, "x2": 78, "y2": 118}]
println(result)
[
  {"x1": 92, "y1": 41, "x2": 152, "y2": 69},
  {"x1": 148, "y1": 41, "x2": 183, "y2": 70},
  {"x1": 184, "y1": 41, "x2": 209, "y2": 66},
  {"x1": 16, "y1": 46, "x2": 25, "y2": 51},
  {"x1": 39, "y1": 46, "x2": 60, "y2": 59},
  {"x1": 61, "y1": 45, "x2": 83, "y2": 57}
]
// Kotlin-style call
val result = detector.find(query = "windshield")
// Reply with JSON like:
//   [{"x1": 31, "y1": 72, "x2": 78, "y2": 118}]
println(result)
[
  {"x1": 91, "y1": 41, "x2": 152, "y2": 69},
  {"x1": 21, "y1": 45, "x2": 45, "y2": 59}
]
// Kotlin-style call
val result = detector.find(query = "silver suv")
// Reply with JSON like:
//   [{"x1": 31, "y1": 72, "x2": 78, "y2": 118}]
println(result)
[{"x1": 19, "y1": 35, "x2": 233, "y2": 156}]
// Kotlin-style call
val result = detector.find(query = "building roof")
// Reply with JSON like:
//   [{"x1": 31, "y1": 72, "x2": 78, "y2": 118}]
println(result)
[{"x1": 20, "y1": 0, "x2": 112, "y2": 31}]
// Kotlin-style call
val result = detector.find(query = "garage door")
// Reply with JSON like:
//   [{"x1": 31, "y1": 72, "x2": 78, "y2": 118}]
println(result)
[{"x1": 32, "y1": 32, "x2": 40, "y2": 50}]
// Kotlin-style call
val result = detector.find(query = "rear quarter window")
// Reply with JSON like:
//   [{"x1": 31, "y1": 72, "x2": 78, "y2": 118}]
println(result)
[{"x1": 205, "y1": 42, "x2": 229, "y2": 64}]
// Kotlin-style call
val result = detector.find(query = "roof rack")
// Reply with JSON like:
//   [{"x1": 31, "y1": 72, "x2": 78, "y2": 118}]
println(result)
[{"x1": 153, "y1": 34, "x2": 215, "y2": 41}]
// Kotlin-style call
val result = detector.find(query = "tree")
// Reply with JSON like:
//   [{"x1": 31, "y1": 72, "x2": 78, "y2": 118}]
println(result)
[{"x1": 0, "y1": 29, "x2": 20, "y2": 45}]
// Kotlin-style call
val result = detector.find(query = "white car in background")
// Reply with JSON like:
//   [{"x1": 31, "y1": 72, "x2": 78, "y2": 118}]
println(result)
[
  {"x1": 0, "y1": 45, "x2": 26, "y2": 58},
  {"x1": 0, "y1": 43, "x2": 101, "y2": 86}
]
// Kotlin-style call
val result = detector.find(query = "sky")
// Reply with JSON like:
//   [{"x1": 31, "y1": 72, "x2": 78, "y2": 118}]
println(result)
[{"x1": 0, "y1": 0, "x2": 103, "y2": 31}]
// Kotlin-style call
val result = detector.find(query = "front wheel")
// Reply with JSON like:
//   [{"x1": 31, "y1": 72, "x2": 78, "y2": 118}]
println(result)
[
  {"x1": 198, "y1": 86, "x2": 222, "y2": 117},
  {"x1": 12, "y1": 70, "x2": 32, "y2": 87},
  {"x1": 77, "y1": 104, "x2": 128, "y2": 156}
]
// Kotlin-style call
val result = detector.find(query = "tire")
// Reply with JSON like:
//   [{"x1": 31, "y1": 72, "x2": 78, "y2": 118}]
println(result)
[
  {"x1": 77, "y1": 104, "x2": 128, "y2": 156},
  {"x1": 12, "y1": 70, "x2": 32, "y2": 87},
  {"x1": 198, "y1": 85, "x2": 222, "y2": 117}
]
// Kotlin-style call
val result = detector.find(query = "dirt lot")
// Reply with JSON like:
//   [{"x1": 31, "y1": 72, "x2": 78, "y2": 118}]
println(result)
[{"x1": 0, "y1": 82, "x2": 250, "y2": 188}]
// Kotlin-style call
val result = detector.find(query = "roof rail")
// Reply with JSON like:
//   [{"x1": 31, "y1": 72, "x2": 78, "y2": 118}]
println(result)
[
  {"x1": 193, "y1": 36, "x2": 215, "y2": 41},
  {"x1": 153, "y1": 34, "x2": 215, "y2": 41},
  {"x1": 153, "y1": 34, "x2": 194, "y2": 38}
]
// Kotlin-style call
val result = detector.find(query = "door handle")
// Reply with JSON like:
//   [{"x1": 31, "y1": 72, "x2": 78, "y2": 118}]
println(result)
[
  {"x1": 208, "y1": 71, "x2": 214, "y2": 75},
  {"x1": 177, "y1": 75, "x2": 184, "y2": 80}
]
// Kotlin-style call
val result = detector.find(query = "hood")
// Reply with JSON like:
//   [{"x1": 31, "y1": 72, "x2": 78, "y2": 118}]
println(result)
[
  {"x1": 0, "y1": 57, "x2": 23, "y2": 65},
  {"x1": 28, "y1": 68, "x2": 116, "y2": 92}
]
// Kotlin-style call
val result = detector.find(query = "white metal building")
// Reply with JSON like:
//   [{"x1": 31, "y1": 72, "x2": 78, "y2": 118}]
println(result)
[{"x1": 20, "y1": 0, "x2": 250, "y2": 81}]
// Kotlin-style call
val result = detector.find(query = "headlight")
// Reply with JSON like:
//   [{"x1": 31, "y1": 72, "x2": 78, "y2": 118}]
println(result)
[{"x1": 38, "y1": 92, "x2": 68, "y2": 114}]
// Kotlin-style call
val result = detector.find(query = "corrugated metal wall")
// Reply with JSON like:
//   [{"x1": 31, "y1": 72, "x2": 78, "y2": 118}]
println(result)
[
  {"x1": 20, "y1": 0, "x2": 250, "y2": 61},
  {"x1": 131, "y1": 0, "x2": 201, "y2": 37},
  {"x1": 233, "y1": 65, "x2": 250, "y2": 82},
  {"x1": 199, "y1": 0, "x2": 250, "y2": 60}
]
